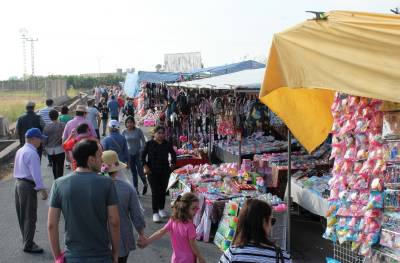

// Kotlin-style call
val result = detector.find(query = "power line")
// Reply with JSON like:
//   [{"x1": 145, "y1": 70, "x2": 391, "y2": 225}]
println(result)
[
  {"x1": 26, "y1": 38, "x2": 38, "y2": 76},
  {"x1": 18, "y1": 29, "x2": 38, "y2": 77}
]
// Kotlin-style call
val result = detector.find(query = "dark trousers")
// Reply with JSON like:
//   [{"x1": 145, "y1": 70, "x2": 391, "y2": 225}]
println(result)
[
  {"x1": 48, "y1": 153, "x2": 65, "y2": 180},
  {"x1": 95, "y1": 129, "x2": 100, "y2": 140},
  {"x1": 147, "y1": 170, "x2": 170, "y2": 213},
  {"x1": 15, "y1": 179, "x2": 37, "y2": 249},
  {"x1": 101, "y1": 118, "x2": 108, "y2": 135},
  {"x1": 118, "y1": 254, "x2": 129, "y2": 263},
  {"x1": 129, "y1": 154, "x2": 147, "y2": 189}
]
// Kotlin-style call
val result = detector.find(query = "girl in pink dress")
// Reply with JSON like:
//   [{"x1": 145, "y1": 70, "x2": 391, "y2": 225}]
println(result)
[{"x1": 139, "y1": 192, "x2": 206, "y2": 263}]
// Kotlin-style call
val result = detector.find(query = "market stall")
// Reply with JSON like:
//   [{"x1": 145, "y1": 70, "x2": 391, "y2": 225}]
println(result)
[
  {"x1": 259, "y1": 10, "x2": 400, "y2": 262},
  {"x1": 168, "y1": 161, "x2": 288, "y2": 251},
  {"x1": 173, "y1": 68, "x2": 289, "y2": 164}
]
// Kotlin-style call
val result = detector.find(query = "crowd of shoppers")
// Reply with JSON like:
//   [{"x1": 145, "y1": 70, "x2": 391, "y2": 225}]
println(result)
[{"x1": 11, "y1": 85, "x2": 291, "y2": 263}]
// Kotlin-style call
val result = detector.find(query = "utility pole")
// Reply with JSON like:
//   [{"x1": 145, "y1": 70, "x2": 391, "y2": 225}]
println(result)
[
  {"x1": 19, "y1": 28, "x2": 28, "y2": 79},
  {"x1": 26, "y1": 38, "x2": 38, "y2": 76},
  {"x1": 19, "y1": 29, "x2": 38, "y2": 77}
]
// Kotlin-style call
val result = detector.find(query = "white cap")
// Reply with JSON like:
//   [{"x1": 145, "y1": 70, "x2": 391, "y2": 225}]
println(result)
[{"x1": 108, "y1": 120, "x2": 120, "y2": 129}]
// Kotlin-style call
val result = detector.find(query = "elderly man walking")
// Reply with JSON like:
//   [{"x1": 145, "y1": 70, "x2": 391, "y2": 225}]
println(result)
[
  {"x1": 16, "y1": 101, "x2": 45, "y2": 147},
  {"x1": 14, "y1": 128, "x2": 48, "y2": 253},
  {"x1": 48, "y1": 139, "x2": 120, "y2": 263}
]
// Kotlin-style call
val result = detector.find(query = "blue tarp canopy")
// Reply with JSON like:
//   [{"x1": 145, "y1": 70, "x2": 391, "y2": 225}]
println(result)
[
  {"x1": 123, "y1": 72, "x2": 140, "y2": 98},
  {"x1": 123, "y1": 60, "x2": 265, "y2": 97},
  {"x1": 138, "y1": 71, "x2": 182, "y2": 83},
  {"x1": 123, "y1": 71, "x2": 183, "y2": 97},
  {"x1": 188, "y1": 60, "x2": 265, "y2": 76},
  {"x1": 171, "y1": 68, "x2": 265, "y2": 92}
]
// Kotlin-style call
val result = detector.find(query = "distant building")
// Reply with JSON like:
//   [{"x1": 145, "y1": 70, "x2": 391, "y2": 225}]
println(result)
[
  {"x1": 79, "y1": 72, "x2": 117, "y2": 77},
  {"x1": 164, "y1": 52, "x2": 202, "y2": 72},
  {"x1": 80, "y1": 68, "x2": 133, "y2": 77}
]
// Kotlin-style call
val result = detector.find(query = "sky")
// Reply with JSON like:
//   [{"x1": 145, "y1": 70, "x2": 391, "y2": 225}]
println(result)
[{"x1": 0, "y1": 0, "x2": 398, "y2": 80}]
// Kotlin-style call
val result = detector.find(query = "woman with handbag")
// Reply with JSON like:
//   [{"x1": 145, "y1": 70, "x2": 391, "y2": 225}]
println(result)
[
  {"x1": 141, "y1": 126, "x2": 176, "y2": 223},
  {"x1": 219, "y1": 199, "x2": 291, "y2": 263}
]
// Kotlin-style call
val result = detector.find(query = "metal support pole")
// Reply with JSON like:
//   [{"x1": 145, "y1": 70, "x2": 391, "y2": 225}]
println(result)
[
  {"x1": 208, "y1": 115, "x2": 213, "y2": 161},
  {"x1": 234, "y1": 90, "x2": 242, "y2": 167},
  {"x1": 287, "y1": 130, "x2": 292, "y2": 255}
]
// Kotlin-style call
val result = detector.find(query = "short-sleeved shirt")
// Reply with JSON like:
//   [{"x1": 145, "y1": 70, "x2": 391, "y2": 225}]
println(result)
[
  {"x1": 59, "y1": 114, "x2": 73, "y2": 124},
  {"x1": 49, "y1": 172, "x2": 119, "y2": 258},
  {"x1": 86, "y1": 106, "x2": 99, "y2": 129},
  {"x1": 219, "y1": 244, "x2": 292, "y2": 263},
  {"x1": 163, "y1": 219, "x2": 197, "y2": 263},
  {"x1": 107, "y1": 100, "x2": 119, "y2": 118}
]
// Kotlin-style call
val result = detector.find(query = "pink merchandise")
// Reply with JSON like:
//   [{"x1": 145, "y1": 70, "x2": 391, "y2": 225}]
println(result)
[
  {"x1": 143, "y1": 119, "x2": 156, "y2": 127},
  {"x1": 324, "y1": 93, "x2": 385, "y2": 256}
]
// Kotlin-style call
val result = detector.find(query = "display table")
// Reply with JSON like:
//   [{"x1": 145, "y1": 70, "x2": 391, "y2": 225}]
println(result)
[
  {"x1": 176, "y1": 155, "x2": 209, "y2": 168},
  {"x1": 286, "y1": 177, "x2": 329, "y2": 217},
  {"x1": 213, "y1": 146, "x2": 253, "y2": 163}
]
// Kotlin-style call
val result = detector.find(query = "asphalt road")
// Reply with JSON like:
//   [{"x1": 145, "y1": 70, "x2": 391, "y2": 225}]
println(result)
[{"x1": 0, "y1": 159, "x2": 222, "y2": 263}]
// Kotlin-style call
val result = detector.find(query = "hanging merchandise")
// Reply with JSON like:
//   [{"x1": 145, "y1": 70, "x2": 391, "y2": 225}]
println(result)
[
  {"x1": 323, "y1": 93, "x2": 385, "y2": 256},
  {"x1": 245, "y1": 101, "x2": 270, "y2": 134},
  {"x1": 177, "y1": 91, "x2": 191, "y2": 116}
]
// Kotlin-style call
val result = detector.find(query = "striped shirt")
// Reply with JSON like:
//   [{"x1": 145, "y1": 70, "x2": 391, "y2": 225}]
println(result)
[
  {"x1": 39, "y1": 106, "x2": 54, "y2": 125},
  {"x1": 219, "y1": 244, "x2": 292, "y2": 263}
]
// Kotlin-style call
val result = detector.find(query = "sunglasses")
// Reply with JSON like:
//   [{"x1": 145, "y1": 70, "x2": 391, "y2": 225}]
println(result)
[{"x1": 271, "y1": 217, "x2": 276, "y2": 226}]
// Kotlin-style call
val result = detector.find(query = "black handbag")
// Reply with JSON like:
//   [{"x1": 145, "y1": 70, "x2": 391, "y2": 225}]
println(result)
[{"x1": 275, "y1": 245, "x2": 284, "y2": 263}]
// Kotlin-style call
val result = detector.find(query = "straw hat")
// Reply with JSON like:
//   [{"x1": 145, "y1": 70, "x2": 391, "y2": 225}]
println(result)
[
  {"x1": 75, "y1": 105, "x2": 87, "y2": 113},
  {"x1": 101, "y1": 150, "x2": 127, "y2": 173}
]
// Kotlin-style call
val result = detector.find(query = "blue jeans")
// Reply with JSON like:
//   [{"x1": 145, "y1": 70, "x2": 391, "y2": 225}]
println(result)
[
  {"x1": 65, "y1": 256, "x2": 112, "y2": 263},
  {"x1": 129, "y1": 154, "x2": 147, "y2": 189}
]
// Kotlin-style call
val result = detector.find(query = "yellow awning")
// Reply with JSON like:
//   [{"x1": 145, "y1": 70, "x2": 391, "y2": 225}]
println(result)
[{"x1": 260, "y1": 11, "x2": 400, "y2": 152}]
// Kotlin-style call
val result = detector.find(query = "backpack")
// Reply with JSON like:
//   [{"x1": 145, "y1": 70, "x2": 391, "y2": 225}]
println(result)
[
  {"x1": 245, "y1": 101, "x2": 269, "y2": 130},
  {"x1": 124, "y1": 102, "x2": 135, "y2": 116}
]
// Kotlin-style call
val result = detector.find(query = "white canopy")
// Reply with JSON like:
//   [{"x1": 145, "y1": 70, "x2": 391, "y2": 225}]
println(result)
[{"x1": 171, "y1": 68, "x2": 265, "y2": 92}]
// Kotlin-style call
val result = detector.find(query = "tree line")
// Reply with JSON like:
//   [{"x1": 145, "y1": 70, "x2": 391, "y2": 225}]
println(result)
[{"x1": 3, "y1": 74, "x2": 125, "y2": 90}]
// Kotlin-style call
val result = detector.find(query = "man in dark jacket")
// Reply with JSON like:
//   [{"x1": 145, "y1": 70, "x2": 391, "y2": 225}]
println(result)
[{"x1": 16, "y1": 101, "x2": 45, "y2": 147}]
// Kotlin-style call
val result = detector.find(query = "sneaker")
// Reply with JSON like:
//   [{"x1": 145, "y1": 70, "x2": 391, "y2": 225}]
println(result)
[
  {"x1": 23, "y1": 243, "x2": 44, "y2": 254},
  {"x1": 142, "y1": 185, "x2": 148, "y2": 195},
  {"x1": 158, "y1": 209, "x2": 169, "y2": 218},
  {"x1": 153, "y1": 213, "x2": 161, "y2": 223}
]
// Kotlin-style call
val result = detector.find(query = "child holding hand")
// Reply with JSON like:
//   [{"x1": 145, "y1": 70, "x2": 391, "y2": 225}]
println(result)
[{"x1": 139, "y1": 192, "x2": 206, "y2": 263}]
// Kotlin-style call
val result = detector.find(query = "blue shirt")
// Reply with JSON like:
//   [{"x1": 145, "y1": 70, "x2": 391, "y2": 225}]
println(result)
[
  {"x1": 13, "y1": 143, "x2": 45, "y2": 190},
  {"x1": 107, "y1": 99, "x2": 119, "y2": 117},
  {"x1": 101, "y1": 131, "x2": 129, "y2": 163}
]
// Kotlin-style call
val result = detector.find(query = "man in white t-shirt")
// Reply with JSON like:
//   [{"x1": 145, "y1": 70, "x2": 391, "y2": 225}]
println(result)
[{"x1": 86, "y1": 99, "x2": 101, "y2": 139}]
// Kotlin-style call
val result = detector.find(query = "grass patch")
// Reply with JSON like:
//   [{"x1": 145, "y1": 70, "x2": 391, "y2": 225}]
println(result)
[
  {"x1": 0, "y1": 92, "x2": 45, "y2": 123},
  {"x1": 67, "y1": 87, "x2": 79, "y2": 97}
]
